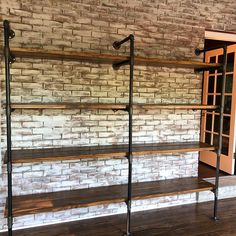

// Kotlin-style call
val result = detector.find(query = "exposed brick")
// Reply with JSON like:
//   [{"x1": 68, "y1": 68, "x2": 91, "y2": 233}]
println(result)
[{"x1": 1, "y1": 0, "x2": 235, "y2": 230}]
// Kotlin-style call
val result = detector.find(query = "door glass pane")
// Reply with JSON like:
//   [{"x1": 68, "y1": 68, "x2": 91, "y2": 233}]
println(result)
[
  {"x1": 212, "y1": 133, "x2": 229, "y2": 155},
  {"x1": 213, "y1": 134, "x2": 219, "y2": 148},
  {"x1": 216, "y1": 75, "x2": 222, "y2": 93},
  {"x1": 206, "y1": 113, "x2": 212, "y2": 131},
  {"x1": 210, "y1": 56, "x2": 216, "y2": 63},
  {"x1": 227, "y1": 52, "x2": 234, "y2": 72},
  {"x1": 214, "y1": 115, "x2": 220, "y2": 133},
  {"x1": 222, "y1": 137, "x2": 229, "y2": 155},
  {"x1": 225, "y1": 74, "x2": 233, "y2": 93},
  {"x1": 209, "y1": 56, "x2": 216, "y2": 74},
  {"x1": 217, "y1": 54, "x2": 223, "y2": 73},
  {"x1": 224, "y1": 96, "x2": 232, "y2": 114},
  {"x1": 208, "y1": 76, "x2": 215, "y2": 93},
  {"x1": 223, "y1": 116, "x2": 230, "y2": 135},
  {"x1": 208, "y1": 95, "x2": 214, "y2": 105},
  {"x1": 215, "y1": 95, "x2": 221, "y2": 106},
  {"x1": 205, "y1": 132, "x2": 211, "y2": 145},
  {"x1": 218, "y1": 54, "x2": 223, "y2": 63}
]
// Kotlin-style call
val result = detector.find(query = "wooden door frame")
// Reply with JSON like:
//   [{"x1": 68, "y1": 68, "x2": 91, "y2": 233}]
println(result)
[
  {"x1": 205, "y1": 30, "x2": 236, "y2": 43},
  {"x1": 200, "y1": 44, "x2": 236, "y2": 174}
]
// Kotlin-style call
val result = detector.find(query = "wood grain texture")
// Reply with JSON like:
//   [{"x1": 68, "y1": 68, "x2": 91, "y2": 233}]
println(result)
[
  {"x1": 5, "y1": 177, "x2": 214, "y2": 217},
  {"x1": 2, "y1": 197, "x2": 236, "y2": 236},
  {"x1": 7, "y1": 103, "x2": 218, "y2": 110},
  {"x1": 9, "y1": 103, "x2": 128, "y2": 110},
  {"x1": 2, "y1": 197, "x2": 234, "y2": 236},
  {"x1": 4, "y1": 47, "x2": 221, "y2": 69},
  {"x1": 4, "y1": 142, "x2": 215, "y2": 164}
]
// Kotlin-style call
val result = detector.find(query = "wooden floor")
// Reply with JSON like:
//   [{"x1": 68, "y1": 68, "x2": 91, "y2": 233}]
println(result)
[
  {"x1": 198, "y1": 161, "x2": 229, "y2": 178},
  {"x1": 1, "y1": 197, "x2": 236, "y2": 235}
]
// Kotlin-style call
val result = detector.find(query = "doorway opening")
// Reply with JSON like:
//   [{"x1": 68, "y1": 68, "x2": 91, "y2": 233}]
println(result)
[{"x1": 199, "y1": 30, "x2": 236, "y2": 177}]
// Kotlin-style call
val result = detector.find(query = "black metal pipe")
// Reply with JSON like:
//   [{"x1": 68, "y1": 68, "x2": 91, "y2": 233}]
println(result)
[
  {"x1": 112, "y1": 59, "x2": 130, "y2": 70},
  {"x1": 112, "y1": 34, "x2": 135, "y2": 235},
  {"x1": 125, "y1": 34, "x2": 134, "y2": 236},
  {"x1": 4, "y1": 19, "x2": 14, "y2": 236},
  {"x1": 113, "y1": 34, "x2": 133, "y2": 50},
  {"x1": 213, "y1": 45, "x2": 227, "y2": 221},
  {"x1": 195, "y1": 45, "x2": 225, "y2": 56}
]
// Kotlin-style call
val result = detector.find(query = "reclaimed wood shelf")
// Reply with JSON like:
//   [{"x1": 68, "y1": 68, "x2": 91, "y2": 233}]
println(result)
[
  {"x1": 5, "y1": 177, "x2": 214, "y2": 217},
  {"x1": 8, "y1": 103, "x2": 217, "y2": 110},
  {"x1": 1, "y1": 197, "x2": 235, "y2": 236},
  {"x1": 9, "y1": 103, "x2": 128, "y2": 110},
  {"x1": 5, "y1": 47, "x2": 221, "y2": 69},
  {"x1": 136, "y1": 104, "x2": 217, "y2": 110},
  {"x1": 5, "y1": 142, "x2": 215, "y2": 164}
]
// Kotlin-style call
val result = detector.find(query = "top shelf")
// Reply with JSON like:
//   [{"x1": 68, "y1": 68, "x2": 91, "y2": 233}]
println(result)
[
  {"x1": 8, "y1": 103, "x2": 218, "y2": 110},
  {"x1": 7, "y1": 48, "x2": 221, "y2": 70}
]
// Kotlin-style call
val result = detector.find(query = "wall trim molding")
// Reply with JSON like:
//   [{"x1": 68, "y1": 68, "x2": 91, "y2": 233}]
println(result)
[{"x1": 205, "y1": 30, "x2": 236, "y2": 42}]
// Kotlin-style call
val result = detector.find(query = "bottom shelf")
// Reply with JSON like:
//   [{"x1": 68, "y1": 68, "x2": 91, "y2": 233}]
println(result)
[
  {"x1": 1, "y1": 197, "x2": 235, "y2": 236},
  {"x1": 6, "y1": 177, "x2": 214, "y2": 217}
]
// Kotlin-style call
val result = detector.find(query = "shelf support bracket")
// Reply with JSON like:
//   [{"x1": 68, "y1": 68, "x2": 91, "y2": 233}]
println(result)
[
  {"x1": 113, "y1": 59, "x2": 130, "y2": 70},
  {"x1": 194, "y1": 65, "x2": 221, "y2": 73}
]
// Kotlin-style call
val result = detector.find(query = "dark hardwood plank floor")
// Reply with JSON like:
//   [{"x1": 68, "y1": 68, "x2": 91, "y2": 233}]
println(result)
[
  {"x1": 198, "y1": 161, "x2": 229, "y2": 178},
  {"x1": 1, "y1": 197, "x2": 236, "y2": 235}
]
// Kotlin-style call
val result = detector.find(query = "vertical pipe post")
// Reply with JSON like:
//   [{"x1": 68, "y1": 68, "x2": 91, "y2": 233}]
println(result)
[
  {"x1": 213, "y1": 45, "x2": 227, "y2": 220},
  {"x1": 3, "y1": 20, "x2": 14, "y2": 236},
  {"x1": 125, "y1": 34, "x2": 134, "y2": 236},
  {"x1": 112, "y1": 34, "x2": 135, "y2": 236}
]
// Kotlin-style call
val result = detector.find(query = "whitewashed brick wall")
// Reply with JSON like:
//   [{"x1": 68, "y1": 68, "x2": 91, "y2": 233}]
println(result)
[{"x1": 0, "y1": 0, "x2": 236, "y2": 231}]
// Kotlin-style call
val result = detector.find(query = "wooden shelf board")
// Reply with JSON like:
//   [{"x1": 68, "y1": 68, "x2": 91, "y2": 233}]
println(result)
[
  {"x1": 5, "y1": 142, "x2": 215, "y2": 164},
  {"x1": 7, "y1": 47, "x2": 221, "y2": 69},
  {"x1": 9, "y1": 103, "x2": 128, "y2": 110},
  {"x1": 5, "y1": 177, "x2": 214, "y2": 217},
  {"x1": 136, "y1": 104, "x2": 217, "y2": 110},
  {"x1": 8, "y1": 103, "x2": 218, "y2": 110}
]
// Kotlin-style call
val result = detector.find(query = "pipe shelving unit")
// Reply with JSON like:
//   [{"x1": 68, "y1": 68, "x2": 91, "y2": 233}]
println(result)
[{"x1": 2, "y1": 19, "x2": 227, "y2": 236}]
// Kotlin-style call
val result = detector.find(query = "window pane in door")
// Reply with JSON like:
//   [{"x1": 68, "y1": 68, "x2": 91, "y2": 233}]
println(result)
[
  {"x1": 206, "y1": 113, "x2": 212, "y2": 131},
  {"x1": 215, "y1": 95, "x2": 221, "y2": 106},
  {"x1": 218, "y1": 54, "x2": 223, "y2": 63},
  {"x1": 208, "y1": 95, "x2": 214, "y2": 105},
  {"x1": 205, "y1": 132, "x2": 211, "y2": 145},
  {"x1": 223, "y1": 116, "x2": 230, "y2": 135},
  {"x1": 217, "y1": 55, "x2": 223, "y2": 73},
  {"x1": 225, "y1": 74, "x2": 233, "y2": 93},
  {"x1": 227, "y1": 52, "x2": 234, "y2": 72},
  {"x1": 222, "y1": 137, "x2": 229, "y2": 155},
  {"x1": 224, "y1": 96, "x2": 232, "y2": 114},
  {"x1": 209, "y1": 56, "x2": 217, "y2": 74},
  {"x1": 208, "y1": 76, "x2": 215, "y2": 93},
  {"x1": 210, "y1": 56, "x2": 216, "y2": 63},
  {"x1": 214, "y1": 115, "x2": 220, "y2": 133},
  {"x1": 216, "y1": 75, "x2": 222, "y2": 93},
  {"x1": 213, "y1": 134, "x2": 219, "y2": 148}
]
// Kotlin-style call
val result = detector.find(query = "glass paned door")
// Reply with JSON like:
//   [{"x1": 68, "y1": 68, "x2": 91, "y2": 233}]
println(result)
[{"x1": 200, "y1": 44, "x2": 236, "y2": 174}]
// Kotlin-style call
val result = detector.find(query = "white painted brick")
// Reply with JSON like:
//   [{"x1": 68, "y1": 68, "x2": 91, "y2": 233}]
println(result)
[{"x1": 1, "y1": 0, "x2": 234, "y2": 230}]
